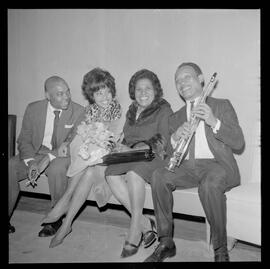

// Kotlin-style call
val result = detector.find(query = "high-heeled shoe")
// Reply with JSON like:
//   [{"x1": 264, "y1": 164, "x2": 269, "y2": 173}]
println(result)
[
  {"x1": 120, "y1": 233, "x2": 143, "y2": 258},
  {"x1": 49, "y1": 226, "x2": 72, "y2": 248},
  {"x1": 42, "y1": 207, "x2": 68, "y2": 224},
  {"x1": 42, "y1": 199, "x2": 69, "y2": 224},
  {"x1": 143, "y1": 217, "x2": 157, "y2": 248}
]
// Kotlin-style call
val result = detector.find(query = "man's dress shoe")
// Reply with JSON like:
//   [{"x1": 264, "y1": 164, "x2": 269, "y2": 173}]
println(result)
[
  {"x1": 214, "y1": 246, "x2": 230, "y2": 262},
  {"x1": 38, "y1": 218, "x2": 63, "y2": 237},
  {"x1": 9, "y1": 222, "x2": 15, "y2": 234},
  {"x1": 144, "y1": 241, "x2": 176, "y2": 262}
]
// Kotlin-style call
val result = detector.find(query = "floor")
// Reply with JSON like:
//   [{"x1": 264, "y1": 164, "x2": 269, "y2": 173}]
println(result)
[{"x1": 8, "y1": 193, "x2": 261, "y2": 263}]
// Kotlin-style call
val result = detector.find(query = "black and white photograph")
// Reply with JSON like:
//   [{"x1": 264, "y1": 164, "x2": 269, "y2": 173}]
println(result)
[{"x1": 8, "y1": 9, "x2": 261, "y2": 263}]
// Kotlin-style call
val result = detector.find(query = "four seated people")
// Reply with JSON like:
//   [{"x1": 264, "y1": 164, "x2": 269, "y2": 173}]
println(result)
[{"x1": 9, "y1": 63, "x2": 245, "y2": 262}]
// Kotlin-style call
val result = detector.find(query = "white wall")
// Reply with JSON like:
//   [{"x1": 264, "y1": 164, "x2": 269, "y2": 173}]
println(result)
[{"x1": 8, "y1": 9, "x2": 260, "y2": 183}]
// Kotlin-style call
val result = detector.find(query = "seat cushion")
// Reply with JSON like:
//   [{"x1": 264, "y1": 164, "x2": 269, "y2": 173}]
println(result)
[
  {"x1": 226, "y1": 182, "x2": 261, "y2": 245},
  {"x1": 226, "y1": 182, "x2": 260, "y2": 204}
]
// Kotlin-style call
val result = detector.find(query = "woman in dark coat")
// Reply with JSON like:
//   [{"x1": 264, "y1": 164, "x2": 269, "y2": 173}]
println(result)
[{"x1": 105, "y1": 69, "x2": 173, "y2": 258}]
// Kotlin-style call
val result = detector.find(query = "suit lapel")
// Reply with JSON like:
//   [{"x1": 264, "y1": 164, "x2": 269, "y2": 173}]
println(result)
[
  {"x1": 38, "y1": 100, "x2": 48, "y2": 145},
  {"x1": 56, "y1": 102, "x2": 73, "y2": 146},
  {"x1": 178, "y1": 105, "x2": 187, "y2": 124},
  {"x1": 204, "y1": 97, "x2": 218, "y2": 150}
]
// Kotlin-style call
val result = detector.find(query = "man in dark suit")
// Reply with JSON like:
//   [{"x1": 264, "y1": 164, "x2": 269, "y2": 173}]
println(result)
[
  {"x1": 144, "y1": 62, "x2": 245, "y2": 262},
  {"x1": 9, "y1": 76, "x2": 84, "y2": 237}
]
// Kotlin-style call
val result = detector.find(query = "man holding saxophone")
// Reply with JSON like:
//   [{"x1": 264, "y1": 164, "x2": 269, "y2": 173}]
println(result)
[{"x1": 144, "y1": 62, "x2": 245, "y2": 262}]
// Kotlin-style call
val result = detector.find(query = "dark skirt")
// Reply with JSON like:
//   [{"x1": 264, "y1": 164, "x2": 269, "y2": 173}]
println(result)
[{"x1": 105, "y1": 157, "x2": 168, "y2": 184}]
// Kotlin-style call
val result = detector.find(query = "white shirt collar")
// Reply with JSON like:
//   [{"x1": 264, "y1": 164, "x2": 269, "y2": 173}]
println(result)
[{"x1": 187, "y1": 96, "x2": 200, "y2": 107}]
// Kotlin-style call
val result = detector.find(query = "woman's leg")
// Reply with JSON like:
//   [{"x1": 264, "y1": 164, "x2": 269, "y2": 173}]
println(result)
[
  {"x1": 106, "y1": 175, "x2": 132, "y2": 212},
  {"x1": 125, "y1": 171, "x2": 147, "y2": 246},
  {"x1": 49, "y1": 167, "x2": 96, "y2": 247},
  {"x1": 42, "y1": 171, "x2": 84, "y2": 223},
  {"x1": 106, "y1": 174, "x2": 153, "y2": 238}
]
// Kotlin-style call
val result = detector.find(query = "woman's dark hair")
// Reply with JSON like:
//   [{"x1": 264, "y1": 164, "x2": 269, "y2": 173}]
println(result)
[
  {"x1": 128, "y1": 69, "x2": 163, "y2": 101},
  {"x1": 82, "y1": 67, "x2": 116, "y2": 104}
]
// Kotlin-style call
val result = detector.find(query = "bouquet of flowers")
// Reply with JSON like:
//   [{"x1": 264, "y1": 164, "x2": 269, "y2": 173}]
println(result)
[{"x1": 77, "y1": 121, "x2": 117, "y2": 162}]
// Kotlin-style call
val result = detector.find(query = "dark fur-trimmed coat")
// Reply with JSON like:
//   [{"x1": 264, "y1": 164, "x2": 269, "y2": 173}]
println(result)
[{"x1": 122, "y1": 98, "x2": 173, "y2": 154}]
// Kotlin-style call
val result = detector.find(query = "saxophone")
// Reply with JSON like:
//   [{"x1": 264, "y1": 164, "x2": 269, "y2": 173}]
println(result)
[{"x1": 166, "y1": 72, "x2": 218, "y2": 172}]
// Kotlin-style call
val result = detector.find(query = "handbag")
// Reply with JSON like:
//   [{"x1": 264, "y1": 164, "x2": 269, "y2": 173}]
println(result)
[{"x1": 100, "y1": 141, "x2": 155, "y2": 165}]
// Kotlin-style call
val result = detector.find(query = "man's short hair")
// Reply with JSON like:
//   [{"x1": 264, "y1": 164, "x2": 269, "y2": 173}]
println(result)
[
  {"x1": 44, "y1": 76, "x2": 67, "y2": 92},
  {"x1": 176, "y1": 62, "x2": 205, "y2": 87}
]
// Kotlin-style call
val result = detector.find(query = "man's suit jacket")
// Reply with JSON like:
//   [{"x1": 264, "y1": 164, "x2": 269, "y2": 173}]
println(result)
[
  {"x1": 168, "y1": 96, "x2": 245, "y2": 190},
  {"x1": 17, "y1": 99, "x2": 84, "y2": 160}
]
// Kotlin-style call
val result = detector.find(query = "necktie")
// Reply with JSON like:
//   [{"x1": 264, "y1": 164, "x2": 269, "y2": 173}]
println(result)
[
  {"x1": 51, "y1": 110, "x2": 60, "y2": 150},
  {"x1": 188, "y1": 101, "x2": 195, "y2": 166}
]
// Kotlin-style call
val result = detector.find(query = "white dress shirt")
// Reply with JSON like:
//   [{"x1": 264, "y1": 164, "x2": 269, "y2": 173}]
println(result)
[
  {"x1": 42, "y1": 103, "x2": 62, "y2": 150},
  {"x1": 24, "y1": 102, "x2": 62, "y2": 166},
  {"x1": 171, "y1": 97, "x2": 221, "y2": 160}
]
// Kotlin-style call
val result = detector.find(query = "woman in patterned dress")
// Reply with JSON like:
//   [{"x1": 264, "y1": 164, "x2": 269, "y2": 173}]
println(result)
[{"x1": 42, "y1": 68, "x2": 122, "y2": 248}]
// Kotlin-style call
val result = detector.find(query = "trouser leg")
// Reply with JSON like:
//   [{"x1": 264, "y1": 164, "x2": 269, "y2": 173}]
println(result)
[
  {"x1": 150, "y1": 163, "x2": 197, "y2": 246},
  {"x1": 45, "y1": 157, "x2": 70, "y2": 208},
  {"x1": 8, "y1": 155, "x2": 29, "y2": 218},
  {"x1": 151, "y1": 169, "x2": 174, "y2": 241},
  {"x1": 197, "y1": 161, "x2": 228, "y2": 250}
]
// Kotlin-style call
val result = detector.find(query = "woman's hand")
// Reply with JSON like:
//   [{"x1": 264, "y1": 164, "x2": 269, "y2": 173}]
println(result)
[
  {"x1": 132, "y1": 142, "x2": 150, "y2": 150},
  {"x1": 112, "y1": 143, "x2": 131, "y2": 153}
]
